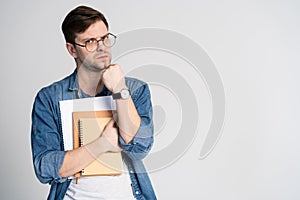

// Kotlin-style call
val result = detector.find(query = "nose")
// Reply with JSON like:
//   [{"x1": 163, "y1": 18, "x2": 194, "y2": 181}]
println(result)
[{"x1": 96, "y1": 40, "x2": 105, "y2": 52}]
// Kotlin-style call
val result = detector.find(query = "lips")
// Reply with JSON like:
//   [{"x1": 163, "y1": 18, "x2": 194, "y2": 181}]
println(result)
[{"x1": 96, "y1": 55, "x2": 108, "y2": 60}]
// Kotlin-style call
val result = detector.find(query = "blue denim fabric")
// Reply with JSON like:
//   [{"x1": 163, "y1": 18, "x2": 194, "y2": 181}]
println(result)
[{"x1": 31, "y1": 70, "x2": 156, "y2": 200}]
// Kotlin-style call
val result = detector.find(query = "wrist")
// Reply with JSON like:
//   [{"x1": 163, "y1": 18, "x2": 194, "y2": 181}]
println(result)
[
  {"x1": 95, "y1": 137, "x2": 111, "y2": 152},
  {"x1": 112, "y1": 81, "x2": 127, "y2": 93},
  {"x1": 112, "y1": 88, "x2": 131, "y2": 100},
  {"x1": 85, "y1": 137, "x2": 109, "y2": 158},
  {"x1": 97, "y1": 135, "x2": 122, "y2": 153}
]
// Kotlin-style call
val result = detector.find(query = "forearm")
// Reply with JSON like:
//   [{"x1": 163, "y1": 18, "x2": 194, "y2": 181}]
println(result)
[
  {"x1": 113, "y1": 79, "x2": 154, "y2": 160},
  {"x1": 116, "y1": 97, "x2": 141, "y2": 144},
  {"x1": 59, "y1": 137, "x2": 109, "y2": 178}
]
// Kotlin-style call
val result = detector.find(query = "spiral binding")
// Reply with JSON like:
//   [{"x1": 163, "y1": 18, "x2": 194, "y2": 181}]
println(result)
[{"x1": 78, "y1": 119, "x2": 84, "y2": 147}]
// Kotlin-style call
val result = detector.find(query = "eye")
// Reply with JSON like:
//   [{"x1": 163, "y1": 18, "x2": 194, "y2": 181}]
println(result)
[
  {"x1": 85, "y1": 38, "x2": 97, "y2": 45},
  {"x1": 102, "y1": 34, "x2": 109, "y2": 40}
]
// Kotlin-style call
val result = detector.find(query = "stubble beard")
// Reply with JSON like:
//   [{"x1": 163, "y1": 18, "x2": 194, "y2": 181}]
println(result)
[{"x1": 80, "y1": 52, "x2": 112, "y2": 72}]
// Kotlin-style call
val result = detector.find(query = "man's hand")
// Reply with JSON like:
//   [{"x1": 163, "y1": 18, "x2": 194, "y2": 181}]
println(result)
[
  {"x1": 102, "y1": 64, "x2": 127, "y2": 93},
  {"x1": 59, "y1": 119, "x2": 122, "y2": 178},
  {"x1": 101, "y1": 119, "x2": 122, "y2": 152}
]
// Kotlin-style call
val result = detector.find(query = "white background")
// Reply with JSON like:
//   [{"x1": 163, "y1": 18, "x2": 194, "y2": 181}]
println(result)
[{"x1": 0, "y1": 0, "x2": 299, "y2": 199}]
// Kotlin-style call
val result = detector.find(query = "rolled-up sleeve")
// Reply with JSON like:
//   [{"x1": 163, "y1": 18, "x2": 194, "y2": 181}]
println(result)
[
  {"x1": 119, "y1": 80, "x2": 154, "y2": 160},
  {"x1": 31, "y1": 89, "x2": 67, "y2": 184}
]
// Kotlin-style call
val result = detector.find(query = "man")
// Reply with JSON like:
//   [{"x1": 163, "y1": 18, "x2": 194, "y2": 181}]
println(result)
[{"x1": 31, "y1": 5, "x2": 156, "y2": 200}]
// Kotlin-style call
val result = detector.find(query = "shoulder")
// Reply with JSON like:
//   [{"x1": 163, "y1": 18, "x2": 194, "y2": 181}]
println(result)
[
  {"x1": 34, "y1": 72, "x2": 75, "y2": 102},
  {"x1": 125, "y1": 77, "x2": 151, "y2": 101},
  {"x1": 125, "y1": 77, "x2": 148, "y2": 92}
]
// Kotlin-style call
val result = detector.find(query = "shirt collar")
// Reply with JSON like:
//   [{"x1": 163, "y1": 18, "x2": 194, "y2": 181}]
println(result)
[
  {"x1": 68, "y1": 69, "x2": 112, "y2": 97},
  {"x1": 68, "y1": 69, "x2": 79, "y2": 91}
]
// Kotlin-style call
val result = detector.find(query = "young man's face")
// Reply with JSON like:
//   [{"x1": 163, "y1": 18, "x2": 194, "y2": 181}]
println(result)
[{"x1": 73, "y1": 20, "x2": 112, "y2": 71}]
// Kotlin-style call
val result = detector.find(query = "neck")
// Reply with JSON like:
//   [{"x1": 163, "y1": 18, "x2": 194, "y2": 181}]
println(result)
[{"x1": 77, "y1": 67, "x2": 104, "y2": 96}]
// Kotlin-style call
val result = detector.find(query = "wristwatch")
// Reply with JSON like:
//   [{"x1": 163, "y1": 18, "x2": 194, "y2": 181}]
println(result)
[{"x1": 112, "y1": 88, "x2": 131, "y2": 100}]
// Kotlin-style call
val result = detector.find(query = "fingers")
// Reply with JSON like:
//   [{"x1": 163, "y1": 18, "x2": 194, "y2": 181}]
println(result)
[
  {"x1": 102, "y1": 63, "x2": 116, "y2": 72},
  {"x1": 101, "y1": 136, "x2": 122, "y2": 153},
  {"x1": 101, "y1": 119, "x2": 122, "y2": 152},
  {"x1": 102, "y1": 64, "x2": 126, "y2": 93},
  {"x1": 102, "y1": 119, "x2": 117, "y2": 137},
  {"x1": 104, "y1": 118, "x2": 115, "y2": 128},
  {"x1": 103, "y1": 63, "x2": 117, "y2": 72}
]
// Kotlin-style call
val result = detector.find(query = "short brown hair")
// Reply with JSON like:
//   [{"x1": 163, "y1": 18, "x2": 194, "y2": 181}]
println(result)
[{"x1": 62, "y1": 5, "x2": 109, "y2": 43}]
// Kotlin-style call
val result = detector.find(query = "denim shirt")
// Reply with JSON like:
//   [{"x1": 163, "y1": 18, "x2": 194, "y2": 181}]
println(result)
[{"x1": 31, "y1": 70, "x2": 156, "y2": 200}]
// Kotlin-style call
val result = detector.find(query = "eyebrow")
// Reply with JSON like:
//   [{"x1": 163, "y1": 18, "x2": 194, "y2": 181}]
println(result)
[
  {"x1": 76, "y1": 37, "x2": 92, "y2": 43},
  {"x1": 80, "y1": 33, "x2": 109, "y2": 42}
]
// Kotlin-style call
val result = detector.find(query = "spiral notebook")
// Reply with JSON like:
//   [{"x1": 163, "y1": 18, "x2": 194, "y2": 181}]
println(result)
[{"x1": 72, "y1": 111, "x2": 122, "y2": 180}]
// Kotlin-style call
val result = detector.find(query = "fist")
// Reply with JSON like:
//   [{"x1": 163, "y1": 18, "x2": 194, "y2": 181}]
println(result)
[{"x1": 102, "y1": 64, "x2": 127, "y2": 93}]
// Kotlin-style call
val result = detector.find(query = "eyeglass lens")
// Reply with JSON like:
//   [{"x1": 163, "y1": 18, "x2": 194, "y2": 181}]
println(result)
[{"x1": 86, "y1": 34, "x2": 116, "y2": 51}]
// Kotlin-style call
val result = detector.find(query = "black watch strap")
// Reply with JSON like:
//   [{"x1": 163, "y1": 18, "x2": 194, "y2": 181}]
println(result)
[
  {"x1": 112, "y1": 92, "x2": 122, "y2": 100},
  {"x1": 112, "y1": 88, "x2": 130, "y2": 100}
]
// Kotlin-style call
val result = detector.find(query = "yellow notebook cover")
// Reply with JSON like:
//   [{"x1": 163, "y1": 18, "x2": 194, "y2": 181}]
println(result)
[{"x1": 72, "y1": 111, "x2": 122, "y2": 178}]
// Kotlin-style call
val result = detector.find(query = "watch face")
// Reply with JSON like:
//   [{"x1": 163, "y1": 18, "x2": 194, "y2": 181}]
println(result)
[{"x1": 120, "y1": 89, "x2": 130, "y2": 99}]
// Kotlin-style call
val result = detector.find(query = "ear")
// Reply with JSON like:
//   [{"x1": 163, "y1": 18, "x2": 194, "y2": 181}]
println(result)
[{"x1": 66, "y1": 43, "x2": 78, "y2": 58}]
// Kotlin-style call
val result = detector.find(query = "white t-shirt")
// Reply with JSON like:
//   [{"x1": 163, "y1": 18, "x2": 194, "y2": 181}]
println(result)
[{"x1": 64, "y1": 163, "x2": 135, "y2": 200}]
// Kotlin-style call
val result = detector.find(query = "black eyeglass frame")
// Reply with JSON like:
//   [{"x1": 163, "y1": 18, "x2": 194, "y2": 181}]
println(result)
[{"x1": 73, "y1": 33, "x2": 117, "y2": 52}]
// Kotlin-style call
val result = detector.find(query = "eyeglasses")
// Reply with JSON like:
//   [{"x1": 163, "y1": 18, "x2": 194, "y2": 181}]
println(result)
[{"x1": 73, "y1": 33, "x2": 117, "y2": 52}]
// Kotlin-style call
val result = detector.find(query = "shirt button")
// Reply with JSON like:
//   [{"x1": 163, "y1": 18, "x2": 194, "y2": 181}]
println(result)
[
  {"x1": 130, "y1": 170, "x2": 134, "y2": 173},
  {"x1": 135, "y1": 191, "x2": 139, "y2": 195}
]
